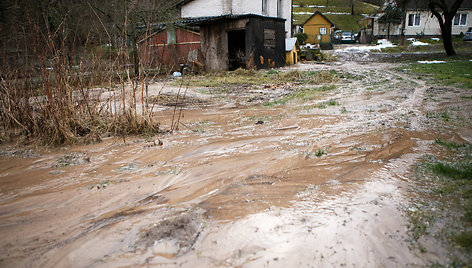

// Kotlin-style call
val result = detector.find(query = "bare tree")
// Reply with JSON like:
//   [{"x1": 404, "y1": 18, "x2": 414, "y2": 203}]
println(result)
[
  {"x1": 378, "y1": 3, "x2": 403, "y2": 39},
  {"x1": 427, "y1": 0, "x2": 465, "y2": 55}
]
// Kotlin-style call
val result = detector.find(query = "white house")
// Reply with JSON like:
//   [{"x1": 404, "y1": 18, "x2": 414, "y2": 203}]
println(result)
[
  {"x1": 375, "y1": 0, "x2": 472, "y2": 37},
  {"x1": 178, "y1": 0, "x2": 292, "y2": 37}
]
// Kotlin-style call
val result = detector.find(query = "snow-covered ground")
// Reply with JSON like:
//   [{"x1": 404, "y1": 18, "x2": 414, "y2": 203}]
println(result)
[{"x1": 334, "y1": 39, "x2": 396, "y2": 53}]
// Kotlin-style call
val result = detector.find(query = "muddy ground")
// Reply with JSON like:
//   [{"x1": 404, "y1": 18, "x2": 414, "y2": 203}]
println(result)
[{"x1": 1, "y1": 50, "x2": 471, "y2": 267}]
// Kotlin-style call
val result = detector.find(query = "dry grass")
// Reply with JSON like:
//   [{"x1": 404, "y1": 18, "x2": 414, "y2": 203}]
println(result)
[{"x1": 0, "y1": 16, "x2": 161, "y2": 146}]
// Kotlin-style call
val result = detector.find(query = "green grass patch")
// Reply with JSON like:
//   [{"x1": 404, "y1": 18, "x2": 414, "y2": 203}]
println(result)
[
  {"x1": 430, "y1": 161, "x2": 472, "y2": 180},
  {"x1": 407, "y1": 60, "x2": 472, "y2": 88},
  {"x1": 185, "y1": 69, "x2": 339, "y2": 90},
  {"x1": 325, "y1": 14, "x2": 366, "y2": 32},
  {"x1": 455, "y1": 231, "x2": 472, "y2": 250},
  {"x1": 435, "y1": 138, "x2": 470, "y2": 150},
  {"x1": 292, "y1": 0, "x2": 379, "y2": 25},
  {"x1": 317, "y1": 99, "x2": 340, "y2": 108},
  {"x1": 263, "y1": 85, "x2": 338, "y2": 107},
  {"x1": 315, "y1": 149, "x2": 326, "y2": 157},
  {"x1": 409, "y1": 137, "x2": 472, "y2": 259}
]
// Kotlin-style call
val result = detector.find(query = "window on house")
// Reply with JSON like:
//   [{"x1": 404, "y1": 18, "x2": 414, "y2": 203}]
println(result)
[
  {"x1": 319, "y1": 27, "x2": 327, "y2": 35},
  {"x1": 262, "y1": 0, "x2": 268, "y2": 15},
  {"x1": 454, "y1": 13, "x2": 468, "y2": 26},
  {"x1": 408, "y1": 14, "x2": 421, "y2": 26},
  {"x1": 277, "y1": 0, "x2": 283, "y2": 18},
  {"x1": 264, "y1": 29, "x2": 276, "y2": 48}
]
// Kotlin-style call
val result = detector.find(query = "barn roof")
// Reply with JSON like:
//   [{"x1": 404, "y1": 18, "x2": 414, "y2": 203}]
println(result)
[
  {"x1": 188, "y1": 14, "x2": 285, "y2": 26},
  {"x1": 301, "y1": 11, "x2": 335, "y2": 27}
]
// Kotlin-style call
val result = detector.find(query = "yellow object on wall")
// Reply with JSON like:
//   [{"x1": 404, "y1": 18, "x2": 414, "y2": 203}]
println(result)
[
  {"x1": 285, "y1": 50, "x2": 297, "y2": 65},
  {"x1": 285, "y1": 37, "x2": 299, "y2": 65},
  {"x1": 302, "y1": 11, "x2": 335, "y2": 44}
]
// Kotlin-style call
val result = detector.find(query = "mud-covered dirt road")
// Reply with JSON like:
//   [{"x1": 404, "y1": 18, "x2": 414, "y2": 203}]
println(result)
[{"x1": 1, "y1": 56, "x2": 471, "y2": 267}]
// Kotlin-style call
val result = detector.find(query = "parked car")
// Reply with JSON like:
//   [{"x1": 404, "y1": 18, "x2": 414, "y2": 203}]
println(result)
[
  {"x1": 340, "y1": 31, "x2": 356, "y2": 44},
  {"x1": 463, "y1": 27, "x2": 472, "y2": 41},
  {"x1": 333, "y1": 31, "x2": 357, "y2": 44}
]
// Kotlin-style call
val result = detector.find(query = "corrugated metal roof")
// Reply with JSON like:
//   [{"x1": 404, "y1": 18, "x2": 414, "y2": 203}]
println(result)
[{"x1": 188, "y1": 14, "x2": 285, "y2": 26}]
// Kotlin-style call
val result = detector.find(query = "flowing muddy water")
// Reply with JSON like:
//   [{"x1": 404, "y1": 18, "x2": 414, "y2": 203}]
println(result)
[{"x1": 1, "y1": 60, "x2": 471, "y2": 267}]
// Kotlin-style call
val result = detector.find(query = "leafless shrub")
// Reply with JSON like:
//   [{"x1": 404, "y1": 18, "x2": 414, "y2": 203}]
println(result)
[{"x1": 0, "y1": 1, "x2": 176, "y2": 146}]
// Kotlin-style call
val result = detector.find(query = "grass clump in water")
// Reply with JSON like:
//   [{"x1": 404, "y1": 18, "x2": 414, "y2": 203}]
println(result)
[{"x1": 315, "y1": 149, "x2": 326, "y2": 157}]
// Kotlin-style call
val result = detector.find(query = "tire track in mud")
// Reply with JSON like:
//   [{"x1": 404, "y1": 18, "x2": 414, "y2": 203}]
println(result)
[{"x1": 0, "y1": 61, "x2": 448, "y2": 267}]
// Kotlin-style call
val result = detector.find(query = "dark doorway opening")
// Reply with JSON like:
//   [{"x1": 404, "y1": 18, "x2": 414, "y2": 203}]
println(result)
[{"x1": 227, "y1": 30, "x2": 246, "y2": 71}]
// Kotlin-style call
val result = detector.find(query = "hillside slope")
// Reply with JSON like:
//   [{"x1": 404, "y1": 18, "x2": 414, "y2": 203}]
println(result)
[{"x1": 293, "y1": 0, "x2": 380, "y2": 30}]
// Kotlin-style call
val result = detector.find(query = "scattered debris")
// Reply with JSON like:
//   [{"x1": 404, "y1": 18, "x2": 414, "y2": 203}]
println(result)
[
  {"x1": 153, "y1": 139, "x2": 163, "y2": 146},
  {"x1": 55, "y1": 152, "x2": 90, "y2": 167},
  {"x1": 89, "y1": 180, "x2": 110, "y2": 190}
]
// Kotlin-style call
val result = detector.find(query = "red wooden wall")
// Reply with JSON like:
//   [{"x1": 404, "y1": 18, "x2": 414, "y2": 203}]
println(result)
[{"x1": 138, "y1": 27, "x2": 201, "y2": 68}]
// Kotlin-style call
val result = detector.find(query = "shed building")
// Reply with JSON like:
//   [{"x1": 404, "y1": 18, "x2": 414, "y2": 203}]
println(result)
[
  {"x1": 192, "y1": 14, "x2": 286, "y2": 71},
  {"x1": 302, "y1": 11, "x2": 335, "y2": 44},
  {"x1": 285, "y1": 37, "x2": 299, "y2": 65}
]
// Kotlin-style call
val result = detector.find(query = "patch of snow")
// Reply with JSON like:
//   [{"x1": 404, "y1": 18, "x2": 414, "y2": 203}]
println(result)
[
  {"x1": 431, "y1": 38, "x2": 440, "y2": 41},
  {"x1": 335, "y1": 39, "x2": 396, "y2": 53},
  {"x1": 411, "y1": 40, "x2": 430, "y2": 46},
  {"x1": 325, "y1": 12, "x2": 351, "y2": 15},
  {"x1": 293, "y1": 5, "x2": 326, "y2": 8},
  {"x1": 301, "y1": 43, "x2": 318, "y2": 49},
  {"x1": 417, "y1": 60, "x2": 446, "y2": 64},
  {"x1": 294, "y1": 12, "x2": 315, "y2": 15},
  {"x1": 407, "y1": 38, "x2": 431, "y2": 46}
]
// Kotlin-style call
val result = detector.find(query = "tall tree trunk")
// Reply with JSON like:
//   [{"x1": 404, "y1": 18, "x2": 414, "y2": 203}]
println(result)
[
  {"x1": 440, "y1": 18, "x2": 456, "y2": 55},
  {"x1": 430, "y1": 11, "x2": 456, "y2": 56},
  {"x1": 428, "y1": 0, "x2": 465, "y2": 56},
  {"x1": 387, "y1": 22, "x2": 391, "y2": 39},
  {"x1": 400, "y1": 7, "x2": 407, "y2": 45}
]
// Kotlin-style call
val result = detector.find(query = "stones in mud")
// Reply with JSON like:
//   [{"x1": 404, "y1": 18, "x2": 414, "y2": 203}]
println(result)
[
  {"x1": 0, "y1": 148, "x2": 40, "y2": 158},
  {"x1": 136, "y1": 208, "x2": 205, "y2": 256},
  {"x1": 144, "y1": 138, "x2": 163, "y2": 148},
  {"x1": 55, "y1": 152, "x2": 90, "y2": 167},
  {"x1": 153, "y1": 139, "x2": 163, "y2": 146}
]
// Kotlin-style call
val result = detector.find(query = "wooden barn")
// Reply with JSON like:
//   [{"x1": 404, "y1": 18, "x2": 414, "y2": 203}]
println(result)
[
  {"x1": 138, "y1": 23, "x2": 202, "y2": 69},
  {"x1": 191, "y1": 14, "x2": 286, "y2": 71},
  {"x1": 302, "y1": 11, "x2": 335, "y2": 44}
]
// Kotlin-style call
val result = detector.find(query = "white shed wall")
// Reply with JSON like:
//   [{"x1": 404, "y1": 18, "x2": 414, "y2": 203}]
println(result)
[
  {"x1": 181, "y1": 0, "x2": 292, "y2": 37},
  {"x1": 232, "y1": 0, "x2": 261, "y2": 15},
  {"x1": 181, "y1": 0, "x2": 225, "y2": 17}
]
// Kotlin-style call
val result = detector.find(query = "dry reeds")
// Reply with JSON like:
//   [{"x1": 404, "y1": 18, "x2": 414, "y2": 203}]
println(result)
[{"x1": 0, "y1": 2, "x2": 163, "y2": 146}]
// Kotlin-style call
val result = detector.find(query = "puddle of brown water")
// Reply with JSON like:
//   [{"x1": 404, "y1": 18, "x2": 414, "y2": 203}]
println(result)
[{"x1": 0, "y1": 61, "x2": 469, "y2": 267}]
